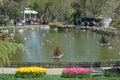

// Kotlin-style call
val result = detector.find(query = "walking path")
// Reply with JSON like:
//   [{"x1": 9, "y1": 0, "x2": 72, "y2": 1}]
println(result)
[
  {"x1": 0, "y1": 68, "x2": 63, "y2": 75},
  {"x1": 0, "y1": 67, "x2": 113, "y2": 75}
]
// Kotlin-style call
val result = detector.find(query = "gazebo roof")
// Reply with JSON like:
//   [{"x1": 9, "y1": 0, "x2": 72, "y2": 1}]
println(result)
[
  {"x1": 21, "y1": 8, "x2": 38, "y2": 14},
  {"x1": 80, "y1": 14, "x2": 95, "y2": 18}
]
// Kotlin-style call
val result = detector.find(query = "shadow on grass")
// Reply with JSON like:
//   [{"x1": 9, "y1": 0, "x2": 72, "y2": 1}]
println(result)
[{"x1": 0, "y1": 74, "x2": 120, "y2": 80}]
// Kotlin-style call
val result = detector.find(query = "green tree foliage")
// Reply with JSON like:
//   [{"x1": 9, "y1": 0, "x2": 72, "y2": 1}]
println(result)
[
  {"x1": 71, "y1": 0, "x2": 108, "y2": 24},
  {"x1": 0, "y1": 0, "x2": 119, "y2": 27},
  {"x1": 29, "y1": 0, "x2": 74, "y2": 22},
  {"x1": 0, "y1": 41, "x2": 25, "y2": 66},
  {"x1": 101, "y1": 0, "x2": 120, "y2": 29},
  {"x1": 71, "y1": 0, "x2": 83, "y2": 24},
  {"x1": 0, "y1": 0, "x2": 28, "y2": 20},
  {"x1": 0, "y1": 0, "x2": 75, "y2": 23},
  {"x1": 0, "y1": 0, "x2": 3, "y2": 6},
  {"x1": 0, "y1": 24, "x2": 25, "y2": 67}
]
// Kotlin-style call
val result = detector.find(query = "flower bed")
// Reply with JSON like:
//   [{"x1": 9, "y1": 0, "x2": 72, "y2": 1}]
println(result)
[
  {"x1": 61, "y1": 68, "x2": 93, "y2": 78},
  {"x1": 104, "y1": 68, "x2": 120, "y2": 77},
  {"x1": 15, "y1": 66, "x2": 47, "y2": 78}
]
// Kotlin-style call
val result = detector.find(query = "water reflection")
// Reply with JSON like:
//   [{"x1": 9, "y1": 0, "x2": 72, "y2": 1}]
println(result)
[
  {"x1": 54, "y1": 59, "x2": 61, "y2": 62},
  {"x1": 11, "y1": 30, "x2": 120, "y2": 62}
]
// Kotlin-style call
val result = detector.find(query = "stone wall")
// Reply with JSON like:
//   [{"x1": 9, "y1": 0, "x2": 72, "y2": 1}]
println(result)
[{"x1": 3, "y1": 61, "x2": 120, "y2": 68}]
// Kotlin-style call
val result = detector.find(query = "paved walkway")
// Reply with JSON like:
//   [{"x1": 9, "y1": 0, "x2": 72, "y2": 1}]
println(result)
[
  {"x1": 0, "y1": 68, "x2": 64, "y2": 75},
  {"x1": 0, "y1": 67, "x2": 113, "y2": 75}
]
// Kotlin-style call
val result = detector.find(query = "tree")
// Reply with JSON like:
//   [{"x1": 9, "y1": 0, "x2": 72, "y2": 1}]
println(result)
[
  {"x1": 0, "y1": 28, "x2": 25, "y2": 67},
  {"x1": 0, "y1": 0, "x2": 3, "y2": 6},
  {"x1": 0, "y1": 0, "x2": 29, "y2": 20},
  {"x1": 71, "y1": 0, "x2": 108, "y2": 24},
  {"x1": 0, "y1": 41, "x2": 25, "y2": 66},
  {"x1": 30, "y1": 0, "x2": 74, "y2": 22},
  {"x1": 72, "y1": 0, "x2": 86, "y2": 24},
  {"x1": 0, "y1": 0, "x2": 5, "y2": 19},
  {"x1": 101, "y1": 0, "x2": 120, "y2": 29},
  {"x1": 89, "y1": 0, "x2": 107, "y2": 18}
]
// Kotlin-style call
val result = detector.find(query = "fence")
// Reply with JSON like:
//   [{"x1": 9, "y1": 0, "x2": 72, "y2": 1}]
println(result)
[{"x1": 3, "y1": 61, "x2": 120, "y2": 68}]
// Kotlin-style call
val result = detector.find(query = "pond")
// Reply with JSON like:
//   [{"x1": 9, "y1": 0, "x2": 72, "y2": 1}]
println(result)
[{"x1": 10, "y1": 29, "x2": 120, "y2": 62}]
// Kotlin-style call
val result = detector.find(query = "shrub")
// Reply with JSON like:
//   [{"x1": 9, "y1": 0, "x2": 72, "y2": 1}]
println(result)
[
  {"x1": 61, "y1": 68, "x2": 93, "y2": 78},
  {"x1": 15, "y1": 66, "x2": 47, "y2": 78},
  {"x1": 104, "y1": 68, "x2": 120, "y2": 77},
  {"x1": 50, "y1": 22, "x2": 63, "y2": 28}
]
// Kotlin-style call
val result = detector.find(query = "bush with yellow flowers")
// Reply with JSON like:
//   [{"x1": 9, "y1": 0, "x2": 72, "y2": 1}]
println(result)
[{"x1": 15, "y1": 67, "x2": 47, "y2": 78}]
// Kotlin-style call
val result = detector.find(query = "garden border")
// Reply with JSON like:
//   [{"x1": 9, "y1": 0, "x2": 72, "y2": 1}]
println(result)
[{"x1": 3, "y1": 61, "x2": 120, "y2": 68}]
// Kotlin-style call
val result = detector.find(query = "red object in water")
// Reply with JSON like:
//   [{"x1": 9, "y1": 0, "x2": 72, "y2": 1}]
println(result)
[{"x1": 54, "y1": 46, "x2": 61, "y2": 56}]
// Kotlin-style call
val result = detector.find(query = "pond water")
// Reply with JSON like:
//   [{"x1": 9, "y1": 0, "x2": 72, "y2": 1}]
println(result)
[{"x1": 10, "y1": 29, "x2": 120, "y2": 62}]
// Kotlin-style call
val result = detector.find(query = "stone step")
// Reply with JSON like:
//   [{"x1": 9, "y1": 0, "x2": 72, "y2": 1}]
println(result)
[{"x1": 91, "y1": 68, "x2": 105, "y2": 76}]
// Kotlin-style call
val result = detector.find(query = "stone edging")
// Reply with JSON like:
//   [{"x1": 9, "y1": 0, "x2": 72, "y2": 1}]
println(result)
[{"x1": 2, "y1": 61, "x2": 120, "y2": 68}]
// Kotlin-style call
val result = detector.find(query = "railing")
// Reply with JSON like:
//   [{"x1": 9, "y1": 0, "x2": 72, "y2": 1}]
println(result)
[{"x1": 3, "y1": 61, "x2": 120, "y2": 68}]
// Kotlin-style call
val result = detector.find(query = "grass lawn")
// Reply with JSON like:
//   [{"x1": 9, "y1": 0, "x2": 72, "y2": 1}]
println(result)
[{"x1": 0, "y1": 74, "x2": 120, "y2": 80}]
